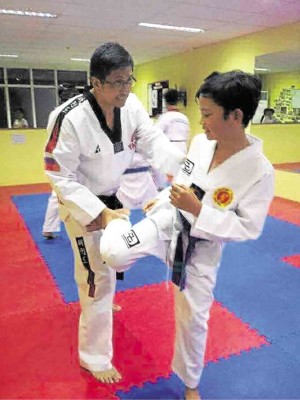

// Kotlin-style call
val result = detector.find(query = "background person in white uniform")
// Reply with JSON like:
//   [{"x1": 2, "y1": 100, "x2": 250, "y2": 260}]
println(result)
[
  {"x1": 116, "y1": 151, "x2": 158, "y2": 209},
  {"x1": 44, "y1": 42, "x2": 185, "y2": 385},
  {"x1": 152, "y1": 89, "x2": 190, "y2": 190},
  {"x1": 100, "y1": 70, "x2": 274, "y2": 400},
  {"x1": 42, "y1": 84, "x2": 80, "y2": 239}
]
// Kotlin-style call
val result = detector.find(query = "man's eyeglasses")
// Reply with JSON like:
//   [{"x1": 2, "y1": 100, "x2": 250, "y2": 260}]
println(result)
[{"x1": 101, "y1": 76, "x2": 137, "y2": 89}]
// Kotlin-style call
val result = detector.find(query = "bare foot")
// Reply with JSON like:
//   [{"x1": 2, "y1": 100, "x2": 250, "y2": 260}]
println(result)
[
  {"x1": 86, "y1": 367, "x2": 122, "y2": 384},
  {"x1": 112, "y1": 303, "x2": 122, "y2": 312},
  {"x1": 42, "y1": 232, "x2": 56, "y2": 239},
  {"x1": 185, "y1": 386, "x2": 201, "y2": 400}
]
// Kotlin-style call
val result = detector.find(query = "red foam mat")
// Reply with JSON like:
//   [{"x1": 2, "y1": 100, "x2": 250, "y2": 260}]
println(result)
[
  {"x1": 282, "y1": 254, "x2": 300, "y2": 268},
  {"x1": 268, "y1": 196, "x2": 300, "y2": 226}
]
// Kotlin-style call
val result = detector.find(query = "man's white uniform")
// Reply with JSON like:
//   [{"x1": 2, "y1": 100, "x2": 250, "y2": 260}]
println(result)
[
  {"x1": 44, "y1": 91, "x2": 184, "y2": 373},
  {"x1": 152, "y1": 110, "x2": 190, "y2": 189},
  {"x1": 101, "y1": 133, "x2": 274, "y2": 388},
  {"x1": 116, "y1": 152, "x2": 158, "y2": 209}
]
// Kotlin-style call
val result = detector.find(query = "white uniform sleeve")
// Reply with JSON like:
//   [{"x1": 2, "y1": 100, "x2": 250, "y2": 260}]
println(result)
[
  {"x1": 45, "y1": 117, "x2": 104, "y2": 226},
  {"x1": 156, "y1": 114, "x2": 168, "y2": 133},
  {"x1": 190, "y1": 172, "x2": 274, "y2": 242},
  {"x1": 133, "y1": 97, "x2": 185, "y2": 176}
]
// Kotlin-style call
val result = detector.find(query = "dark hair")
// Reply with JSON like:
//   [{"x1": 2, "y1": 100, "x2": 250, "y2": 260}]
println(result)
[
  {"x1": 263, "y1": 107, "x2": 274, "y2": 114},
  {"x1": 164, "y1": 89, "x2": 179, "y2": 105},
  {"x1": 90, "y1": 42, "x2": 134, "y2": 81},
  {"x1": 260, "y1": 107, "x2": 275, "y2": 123},
  {"x1": 58, "y1": 83, "x2": 80, "y2": 103},
  {"x1": 195, "y1": 70, "x2": 262, "y2": 127}
]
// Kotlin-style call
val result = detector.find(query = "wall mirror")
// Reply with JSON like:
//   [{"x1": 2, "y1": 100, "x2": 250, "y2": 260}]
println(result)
[{"x1": 252, "y1": 50, "x2": 300, "y2": 124}]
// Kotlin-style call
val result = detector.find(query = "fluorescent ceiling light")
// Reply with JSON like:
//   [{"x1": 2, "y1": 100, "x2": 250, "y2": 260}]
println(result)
[
  {"x1": 0, "y1": 9, "x2": 57, "y2": 18},
  {"x1": 0, "y1": 54, "x2": 19, "y2": 58},
  {"x1": 139, "y1": 22, "x2": 204, "y2": 33},
  {"x1": 71, "y1": 58, "x2": 90, "y2": 62},
  {"x1": 255, "y1": 67, "x2": 271, "y2": 71}
]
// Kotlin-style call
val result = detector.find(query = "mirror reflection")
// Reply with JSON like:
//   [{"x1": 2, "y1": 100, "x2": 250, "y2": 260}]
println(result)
[{"x1": 253, "y1": 50, "x2": 300, "y2": 124}]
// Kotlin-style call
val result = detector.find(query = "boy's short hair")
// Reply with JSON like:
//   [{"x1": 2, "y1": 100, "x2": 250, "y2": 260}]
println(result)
[{"x1": 196, "y1": 70, "x2": 262, "y2": 127}]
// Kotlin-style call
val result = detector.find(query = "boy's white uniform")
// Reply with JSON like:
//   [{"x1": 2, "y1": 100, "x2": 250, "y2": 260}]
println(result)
[
  {"x1": 116, "y1": 152, "x2": 158, "y2": 209},
  {"x1": 152, "y1": 110, "x2": 190, "y2": 188},
  {"x1": 44, "y1": 92, "x2": 184, "y2": 373},
  {"x1": 42, "y1": 190, "x2": 61, "y2": 233},
  {"x1": 101, "y1": 133, "x2": 274, "y2": 388}
]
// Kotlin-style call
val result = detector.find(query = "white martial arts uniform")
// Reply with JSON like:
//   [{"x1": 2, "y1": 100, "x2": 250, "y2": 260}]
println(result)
[
  {"x1": 100, "y1": 133, "x2": 274, "y2": 388},
  {"x1": 42, "y1": 190, "x2": 61, "y2": 233},
  {"x1": 152, "y1": 110, "x2": 190, "y2": 189},
  {"x1": 116, "y1": 152, "x2": 158, "y2": 209},
  {"x1": 44, "y1": 92, "x2": 184, "y2": 373}
]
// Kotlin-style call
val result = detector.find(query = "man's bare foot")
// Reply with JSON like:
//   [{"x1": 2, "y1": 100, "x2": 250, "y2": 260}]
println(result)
[
  {"x1": 185, "y1": 386, "x2": 201, "y2": 400},
  {"x1": 113, "y1": 303, "x2": 121, "y2": 312},
  {"x1": 42, "y1": 232, "x2": 56, "y2": 239},
  {"x1": 86, "y1": 367, "x2": 122, "y2": 384}
]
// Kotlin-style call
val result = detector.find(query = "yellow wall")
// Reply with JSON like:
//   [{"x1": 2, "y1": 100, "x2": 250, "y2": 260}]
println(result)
[
  {"x1": 1, "y1": 125, "x2": 298, "y2": 185},
  {"x1": 261, "y1": 70, "x2": 300, "y2": 107},
  {"x1": 250, "y1": 124, "x2": 300, "y2": 164},
  {"x1": 1, "y1": 22, "x2": 299, "y2": 201},
  {"x1": 135, "y1": 22, "x2": 300, "y2": 138},
  {"x1": 274, "y1": 169, "x2": 300, "y2": 202},
  {"x1": 251, "y1": 124, "x2": 300, "y2": 202},
  {"x1": 0, "y1": 129, "x2": 48, "y2": 186}
]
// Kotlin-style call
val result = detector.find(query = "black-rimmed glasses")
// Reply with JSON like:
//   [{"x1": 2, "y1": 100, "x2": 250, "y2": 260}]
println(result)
[{"x1": 102, "y1": 76, "x2": 136, "y2": 89}]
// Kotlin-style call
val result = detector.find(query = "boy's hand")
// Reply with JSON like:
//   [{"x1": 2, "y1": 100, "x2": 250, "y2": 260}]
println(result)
[{"x1": 169, "y1": 184, "x2": 202, "y2": 217}]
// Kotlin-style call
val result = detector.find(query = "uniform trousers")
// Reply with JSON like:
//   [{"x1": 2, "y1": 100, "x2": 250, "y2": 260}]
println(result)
[
  {"x1": 42, "y1": 190, "x2": 61, "y2": 233},
  {"x1": 100, "y1": 216, "x2": 219, "y2": 388},
  {"x1": 63, "y1": 212, "x2": 116, "y2": 372}
]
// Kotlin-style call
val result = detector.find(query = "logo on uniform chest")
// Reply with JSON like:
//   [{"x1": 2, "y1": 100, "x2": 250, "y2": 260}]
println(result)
[
  {"x1": 182, "y1": 158, "x2": 194, "y2": 175},
  {"x1": 114, "y1": 141, "x2": 124, "y2": 153}
]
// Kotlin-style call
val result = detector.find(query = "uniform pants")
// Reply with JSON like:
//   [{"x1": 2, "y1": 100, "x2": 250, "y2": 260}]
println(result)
[
  {"x1": 42, "y1": 190, "x2": 61, "y2": 232},
  {"x1": 100, "y1": 217, "x2": 218, "y2": 388},
  {"x1": 64, "y1": 212, "x2": 116, "y2": 372}
]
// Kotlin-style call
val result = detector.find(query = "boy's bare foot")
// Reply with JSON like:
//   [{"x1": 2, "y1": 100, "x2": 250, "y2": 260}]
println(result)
[
  {"x1": 85, "y1": 366, "x2": 122, "y2": 384},
  {"x1": 112, "y1": 303, "x2": 121, "y2": 312},
  {"x1": 185, "y1": 386, "x2": 201, "y2": 400}
]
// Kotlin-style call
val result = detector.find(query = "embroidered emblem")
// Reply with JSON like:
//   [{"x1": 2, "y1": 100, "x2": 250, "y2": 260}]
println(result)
[
  {"x1": 213, "y1": 187, "x2": 233, "y2": 207},
  {"x1": 122, "y1": 230, "x2": 140, "y2": 248},
  {"x1": 95, "y1": 145, "x2": 101, "y2": 153},
  {"x1": 182, "y1": 158, "x2": 194, "y2": 175}
]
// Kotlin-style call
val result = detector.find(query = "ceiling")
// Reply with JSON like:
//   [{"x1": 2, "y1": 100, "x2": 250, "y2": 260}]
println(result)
[{"x1": 0, "y1": 0, "x2": 299, "y2": 71}]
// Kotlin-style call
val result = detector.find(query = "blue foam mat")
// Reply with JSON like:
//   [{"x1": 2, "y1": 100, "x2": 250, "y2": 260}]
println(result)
[{"x1": 12, "y1": 193, "x2": 169, "y2": 303}]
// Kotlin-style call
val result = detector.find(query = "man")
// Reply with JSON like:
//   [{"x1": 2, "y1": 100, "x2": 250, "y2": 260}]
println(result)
[
  {"x1": 44, "y1": 42, "x2": 184, "y2": 384},
  {"x1": 100, "y1": 70, "x2": 274, "y2": 399},
  {"x1": 152, "y1": 89, "x2": 190, "y2": 189}
]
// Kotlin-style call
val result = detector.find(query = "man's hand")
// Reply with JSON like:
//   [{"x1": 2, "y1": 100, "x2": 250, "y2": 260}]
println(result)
[
  {"x1": 86, "y1": 208, "x2": 130, "y2": 232},
  {"x1": 143, "y1": 198, "x2": 158, "y2": 213},
  {"x1": 169, "y1": 184, "x2": 202, "y2": 217}
]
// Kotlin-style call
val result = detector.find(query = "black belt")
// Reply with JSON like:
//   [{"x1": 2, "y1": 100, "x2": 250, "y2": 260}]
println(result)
[
  {"x1": 172, "y1": 184, "x2": 206, "y2": 290},
  {"x1": 97, "y1": 194, "x2": 124, "y2": 281},
  {"x1": 97, "y1": 194, "x2": 123, "y2": 210}
]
